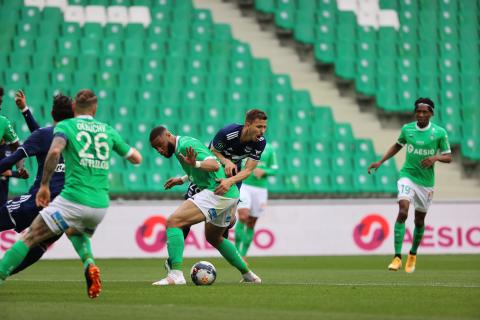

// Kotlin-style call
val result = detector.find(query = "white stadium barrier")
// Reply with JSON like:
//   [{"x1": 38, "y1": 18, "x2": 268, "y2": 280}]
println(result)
[{"x1": 1, "y1": 200, "x2": 478, "y2": 259}]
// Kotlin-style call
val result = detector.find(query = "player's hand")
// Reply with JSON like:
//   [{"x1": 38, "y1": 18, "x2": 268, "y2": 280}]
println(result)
[
  {"x1": 15, "y1": 90, "x2": 27, "y2": 111},
  {"x1": 421, "y1": 156, "x2": 437, "y2": 168},
  {"x1": 164, "y1": 177, "x2": 184, "y2": 190},
  {"x1": 178, "y1": 146, "x2": 198, "y2": 167},
  {"x1": 36, "y1": 185, "x2": 51, "y2": 208},
  {"x1": 367, "y1": 161, "x2": 381, "y2": 174},
  {"x1": 214, "y1": 178, "x2": 233, "y2": 196},
  {"x1": 223, "y1": 159, "x2": 237, "y2": 177},
  {"x1": 17, "y1": 168, "x2": 29, "y2": 179},
  {"x1": 1, "y1": 170, "x2": 12, "y2": 177},
  {"x1": 253, "y1": 168, "x2": 265, "y2": 178}
]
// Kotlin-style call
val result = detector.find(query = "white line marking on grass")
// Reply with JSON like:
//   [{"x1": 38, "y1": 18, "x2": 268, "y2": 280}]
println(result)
[{"x1": 9, "y1": 279, "x2": 480, "y2": 288}]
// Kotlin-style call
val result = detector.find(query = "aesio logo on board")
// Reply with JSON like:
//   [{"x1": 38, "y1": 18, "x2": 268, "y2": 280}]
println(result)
[{"x1": 353, "y1": 214, "x2": 390, "y2": 250}]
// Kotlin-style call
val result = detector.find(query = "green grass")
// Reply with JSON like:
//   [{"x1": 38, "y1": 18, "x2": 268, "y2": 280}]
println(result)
[{"x1": 1, "y1": 255, "x2": 479, "y2": 320}]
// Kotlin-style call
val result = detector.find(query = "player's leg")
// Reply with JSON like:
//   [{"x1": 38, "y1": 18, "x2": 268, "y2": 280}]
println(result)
[
  {"x1": 404, "y1": 210, "x2": 426, "y2": 273},
  {"x1": 241, "y1": 186, "x2": 267, "y2": 258},
  {"x1": 51, "y1": 197, "x2": 108, "y2": 298},
  {"x1": 153, "y1": 199, "x2": 206, "y2": 286},
  {"x1": 0, "y1": 214, "x2": 58, "y2": 281},
  {"x1": 235, "y1": 186, "x2": 252, "y2": 253},
  {"x1": 236, "y1": 208, "x2": 249, "y2": 253},
  {"x1": 11, "y1": 235, "x2": 61, "y2": 275},
  {"x1": 389, "y1": 178, "x2": 413, "y2": 271},
  {"x1": 0, "y1": 205, "x2": 15, "y2": 231},
  {"x1": 405, "y1": 184, "x2": 432, "y2": 273}
]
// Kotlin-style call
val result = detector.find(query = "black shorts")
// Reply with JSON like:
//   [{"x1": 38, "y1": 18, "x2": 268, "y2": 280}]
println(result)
[{"x1": 0, "y1": 193, "x2": 56, "y2": 233}]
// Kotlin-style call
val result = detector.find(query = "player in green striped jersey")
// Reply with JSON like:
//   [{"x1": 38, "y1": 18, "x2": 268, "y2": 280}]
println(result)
[
  {"x1": 368, "y1": 98, "x2": 452, "y2": 273},
  {"x1": 235, "y1": 143, "x2": 278, "y2": 259},
  {"x1": 0, "y1": 90, "x2": 142, "y2": 298}
]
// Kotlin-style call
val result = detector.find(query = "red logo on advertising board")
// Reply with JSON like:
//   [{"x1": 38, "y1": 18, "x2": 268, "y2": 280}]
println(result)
[
  {"x1": 353, "y1": 214, "x2": 390, "y2": 251},
  {"x1": 135, "y1": 216, "x2": 168, "y2": 252}
]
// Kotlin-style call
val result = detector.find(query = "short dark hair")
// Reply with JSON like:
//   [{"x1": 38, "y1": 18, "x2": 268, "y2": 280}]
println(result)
[
  {"x1": 75, "y1": 89, "x2": 97, "y2": 109},
  {"x1": 245, "y1": 109, "x2": 268, "y2": 123},
  {"x1": 414, "y1": 97, "x2": 435, "y2": 113},
  {"x1": 51, "y1": 94, "x2": 74, "y2": 122},
  {"x1": 149, "y1": 126, "x2": 167, "y2": 143},
  {"x1": 0, "y1": 87, "x2": 4, "y2": 97}
]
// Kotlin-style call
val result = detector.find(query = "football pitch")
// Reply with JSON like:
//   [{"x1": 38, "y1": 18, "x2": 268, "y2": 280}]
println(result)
[{"x1": 1, "y1": 255, "x2": 479, "y2": 320}]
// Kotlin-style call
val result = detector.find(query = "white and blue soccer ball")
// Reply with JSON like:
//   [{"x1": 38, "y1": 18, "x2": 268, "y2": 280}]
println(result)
[{"x1": 190, "y1": 261, "x2": 216, "y2": 286}]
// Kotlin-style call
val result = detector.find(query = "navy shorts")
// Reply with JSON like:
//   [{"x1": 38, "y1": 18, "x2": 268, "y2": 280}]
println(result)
[{"x1": 0, "y1": 193, "x2": 58, "y2": 233}]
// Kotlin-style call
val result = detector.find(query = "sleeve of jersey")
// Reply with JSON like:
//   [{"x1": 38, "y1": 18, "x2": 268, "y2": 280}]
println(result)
[
  {"x1": 111, "y1": 128, "x2": 133, "y2": 158},
  {"x1": 3, "y1": 118, "x2": 19, "y2": 144},
  {"x1": 439, "y1": 130, "x2": 451, "y2": 154},
  {"x1": 53, "y1": 122, "x2": 68, "y2": 141},
  {"x1": 18, "y1": 129, "x2": 43, "y2": 157},
  {"x1": 22, "y1": 108, "x2": 41, "y2": 132},
  {"x1": 396, "y1": 126, "x2": 407, "y2": 147},
  {"x1": 0, "y1": 149, "x2": 26, "y2": 173},
  {"x1": 211, "y1": 129, "x2": 226, "y2": 152}
]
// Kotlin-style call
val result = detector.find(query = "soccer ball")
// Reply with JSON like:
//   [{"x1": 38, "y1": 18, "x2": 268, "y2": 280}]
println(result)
[{"x1": 190, "y1": 261, "x2": 216, "y2": 286}]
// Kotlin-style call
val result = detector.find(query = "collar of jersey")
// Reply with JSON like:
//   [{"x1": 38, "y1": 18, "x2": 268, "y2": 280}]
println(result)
[
  {"x1": 77, "y1": 115, "x2": 93, "y2": 120},
  {"x1": 415, "y1": 122, "x2": 431, "y2": 131}
]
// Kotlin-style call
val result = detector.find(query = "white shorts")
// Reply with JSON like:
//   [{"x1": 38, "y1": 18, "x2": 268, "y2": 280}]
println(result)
[
  {"x1": 188, "y1": 189, "x2": 238, "y2": 227},
  {"x1": 40, "y1": 196, "x2": 107, "y2": 236},
  {"x1": 397, "y1": 177, "x2": 434, "y2": 213},
  {"x1": 237, "y1": 184, "x2": 268, "y2": 218}
]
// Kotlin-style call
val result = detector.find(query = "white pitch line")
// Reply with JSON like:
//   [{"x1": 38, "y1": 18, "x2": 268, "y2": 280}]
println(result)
[{"x1": 8, "y1": 279, "x2": 480, "y2": 288}]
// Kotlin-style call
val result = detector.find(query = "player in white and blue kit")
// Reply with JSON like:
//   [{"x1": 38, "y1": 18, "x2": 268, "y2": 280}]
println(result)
[{"x1": 0, "y1": 90, "x2": 73, "y2": 274}]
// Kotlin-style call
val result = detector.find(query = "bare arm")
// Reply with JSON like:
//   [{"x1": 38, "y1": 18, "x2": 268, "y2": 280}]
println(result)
[
  {"x1": 367, "y1": 143, "x2": 403, "y2": 174},
  {"x1": 421, "y1": 153, "x2": 452, "y2": 168},
  {"x1": 126, "y1": 148, "x2": 142, "y2": 165},
  {"x1": 179, "y1": 146, "x2": 219, "y2": 172},
  {"x1": 36, "y1": 136, "x2": 66, "y2": 207},
  {"x1": 41, "y1": 136, "x2": 67, "y2": 186},
  {"x1": 214, "y1": 159, "x2": 257, "y2": 195},
  {"x1": 211, "y1": 147, "x2": 237, "y2": 176}
]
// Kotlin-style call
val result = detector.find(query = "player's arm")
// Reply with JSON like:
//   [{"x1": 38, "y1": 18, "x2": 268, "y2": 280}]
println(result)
[
  {"x1": 367, "y1": 143, "x2": 403, "y2": 174},
  {"x1": 214, "y1": 159, "x2": 257, "y2": 195},
  {"x1": 256, "y1": 149, "x2": 279, "y2": 178},
  {"x1": 0, "y1": 148, "x2": 29, "y2": 178},
  {"x1": 125, "y1": 148, "x2": 142, "y2": 164},
  {"x1": 180, "y1": 146, "x2": 219, "y2": 172},
  {"x1": 210, "y1": 148, "x2": 237, "y2": 176},
  {"x1": 36, "y1": 136, "x2": 67, "y2": 207},
  {"x1": 15, "y1": 90, "x2": 40, "y2": 132}
]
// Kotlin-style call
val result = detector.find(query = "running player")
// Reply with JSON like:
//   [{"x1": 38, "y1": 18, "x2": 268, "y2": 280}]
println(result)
[
  {"x1": 368, "y1": 98, "x2": 452, "y2": 273},
  {"x1": 0, "y1": 90, "x2": 73, "y2": 274},
  {"x1": 150, "y1": 125, "x2": 261, "y2": 285},
  {"x1": 0, "y1": 90, "x2": 142, "y2": 299},
  {"x1": 235, "y1": 143, "x2": 278, "y2": 259}
]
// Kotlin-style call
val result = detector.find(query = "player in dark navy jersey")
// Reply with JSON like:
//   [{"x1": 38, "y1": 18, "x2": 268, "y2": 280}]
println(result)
[{"x1": 0, "y1": 90, "x2": 73, "y2": 274}]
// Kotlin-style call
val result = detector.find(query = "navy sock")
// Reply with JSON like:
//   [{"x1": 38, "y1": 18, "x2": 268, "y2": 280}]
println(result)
[
  {"x1": 11, "y1": 235, "x2": 61, "y2": 275},
  {"x1": 0, "y1": 207, "x2": 15, "y2": 231}
]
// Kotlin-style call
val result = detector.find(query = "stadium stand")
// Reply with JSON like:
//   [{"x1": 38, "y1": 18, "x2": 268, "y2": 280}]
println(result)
[
  {"x1": 1, "y1": 0, "x2": 401, "y2": 197},
  {"x1": 250, "y1": 0, "x2": 480, "y2": 172}
]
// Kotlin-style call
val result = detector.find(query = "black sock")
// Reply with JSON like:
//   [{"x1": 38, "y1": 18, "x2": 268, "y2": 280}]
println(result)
[
  {"x1": 182, "y1": 226, "x2": 191, "y2": 239},
  {"x1": 395, "y1": 254, "x2": 401, "y2": 259},
  {"x1": 10, "y1": 245, "x2": 47, "y2": 275}
]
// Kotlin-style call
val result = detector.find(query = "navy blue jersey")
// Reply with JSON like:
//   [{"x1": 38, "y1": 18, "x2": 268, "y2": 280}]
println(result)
[
  {"x1": 18, "y1": 126, "x2": 65, "y2": 195},
  {"x1": 211, "y1": 124, "x2": 267, "y2": 166},
  {"x1": 0, "y1": 109, "x2": 65, "y2": 196}
]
